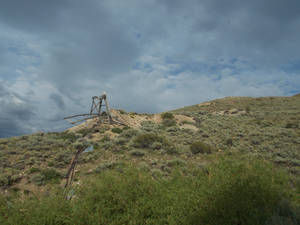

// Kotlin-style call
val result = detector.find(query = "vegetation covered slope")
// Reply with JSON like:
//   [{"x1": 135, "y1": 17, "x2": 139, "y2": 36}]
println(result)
[{"x1": 0, "y1": 95, "x2": 299, "y2": 224}]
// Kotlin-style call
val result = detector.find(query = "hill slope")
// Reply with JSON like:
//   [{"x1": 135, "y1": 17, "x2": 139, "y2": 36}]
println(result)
[{"x1": 0, "y1": 95, "x2": 299, "y2": 195}]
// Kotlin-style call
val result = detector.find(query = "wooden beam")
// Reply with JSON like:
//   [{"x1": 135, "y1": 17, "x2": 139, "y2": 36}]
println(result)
[{"x1": 64, "y1": 114, "x2": 99, "y2": 120}]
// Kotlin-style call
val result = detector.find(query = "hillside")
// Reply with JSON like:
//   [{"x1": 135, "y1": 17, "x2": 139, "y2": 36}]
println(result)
[
  {"x1": 1, "y1": 95, "x2": 299, "y2": 191},
  {"x1": 0, "y1": 95, "x2": 299, "y2": 224}
]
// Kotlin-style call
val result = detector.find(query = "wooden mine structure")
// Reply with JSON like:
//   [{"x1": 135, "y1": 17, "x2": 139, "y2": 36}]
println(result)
[
  {"x1": 64, "y1": 93, "x2": 114, "y2": 125},
  {"x1": 63, "y1": 93, "x2": 124, "y2": 192},
  {"x1": 64, "y1": 144, "x2": 87, "y2": 189}
]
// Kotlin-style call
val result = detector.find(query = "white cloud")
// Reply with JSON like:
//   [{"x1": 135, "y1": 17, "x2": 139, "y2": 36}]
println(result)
[{"x1": 0, "y1": 0, "x2": 300, "y2": 136}]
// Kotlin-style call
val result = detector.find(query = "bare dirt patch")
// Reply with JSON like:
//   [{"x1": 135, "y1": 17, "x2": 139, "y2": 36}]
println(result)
[{"x1": 67, "y1": 109, "x2": 198, "y2": 135}]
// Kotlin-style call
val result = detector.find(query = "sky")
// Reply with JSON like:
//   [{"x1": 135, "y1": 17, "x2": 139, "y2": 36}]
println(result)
[{"x1": 0, "y1": 0, "x2": 300, "y2": 138}]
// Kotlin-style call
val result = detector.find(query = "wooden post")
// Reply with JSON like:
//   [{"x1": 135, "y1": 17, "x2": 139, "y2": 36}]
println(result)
[
  {"x1": 102, "y1": 94, "x2": 112, "y2": 123},
  {"x1": 64, "y1": 93, "x2": 117, "y2": 125}
]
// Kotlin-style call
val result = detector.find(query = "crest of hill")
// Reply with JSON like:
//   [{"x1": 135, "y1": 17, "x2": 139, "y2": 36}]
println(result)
[
  {"x1": 171, "y1": 95, "x2": 300, "y2": 114},
  {"x1": 294, "y1": 93, "x2": 300, "y2": 97}
]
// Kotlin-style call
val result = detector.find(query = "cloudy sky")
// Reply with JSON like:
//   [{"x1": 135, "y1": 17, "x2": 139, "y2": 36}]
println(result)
[{"x1": 0, "y1": 0, "x2": 300, "y2": 137}]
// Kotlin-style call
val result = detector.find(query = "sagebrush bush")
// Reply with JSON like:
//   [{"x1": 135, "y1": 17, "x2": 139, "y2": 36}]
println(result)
[
  {"x1": 32, "y1": 169, "x2": 61, "y2": 186},
  {"x1": 162, "y1": 119, "x2": 177, "y2": 127},
  {"x1": 166, "y1": 158, "x2": 186, "y2": 167},
  {"x1": 161, "y1": 112, "x2": 175, "y2": 120},
  {"x1": 166, "y1": 126, "x2": 179, "y2": 132},
  {"x1": 190, "y1": 159, "x2": 289, "y2": 225},
  {"x1": 129, "y1": 149, "x2": 146, "y2": 157},
  {"x1": 160, "y1": 112, "x2": 177, "y2": 127},
  {"x1": 286, "y1": 122, "x2": 298, "y2": 129},
  {"x1": 132, "y1": 133, "x2": 176, "y2": 154},
  {"x1": 56, "y1": 131, "x2": 78, "y2": 142},
  {"x1": 266, "y1": 198, "x2": 300, "y2": 225},
  {"x1": 77, "y1": 128, "x2": 92, "y2": 137},
  {"x1": 190, "y1": 141, "x2": 212, "y2": 154},
  {"x1": 29, "y1": 167, "x2": 41, "y2": 174},
  {"x1": 0, "y1": 159, "x2": 296, "y2": 225},
  {"x1": 151, "y1": 141, "x2": 162, "y2": 150},
  {"x1": 113, "y1": 137, "x2": 127, "y2": 146},
  {"x1": 111, "y1": 127, "x2": 123, "y2": 134},
  {"x1": 225, "y1": 138, "x2": 233, "y2": 146},
  {"x1": 120, "y1": 128, "x2": 139, "y2": 138},
  {"x1": 133, "y1": 133, "x2": 164, "y2": 148},
  {"x1": 94, "y1": 162, "x2": 117, "y2": 174},
  {"x1": 140, "y1": 121, "x2": 161, "y2": 132}
]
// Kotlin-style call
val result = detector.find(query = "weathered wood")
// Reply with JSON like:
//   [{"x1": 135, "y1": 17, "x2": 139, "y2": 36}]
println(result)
[
  {"x1": 68, "y1": 116, "x2": 99, "y2": 124},
  {"x1": 65, "y1": 145, "x2": 87, "y2": 188},
  {"x1": 103, "y1": 94, "x2": 112, "y2": 123},
  {"x1": 64, "y1": 93, "x2": 124, "y2": 127},
  {"x1": 64, "y1": 114, "x2": 99, "y2": 119},
  {"x1": 63, "y1": 93, "x2": 126, "y2": 195}
]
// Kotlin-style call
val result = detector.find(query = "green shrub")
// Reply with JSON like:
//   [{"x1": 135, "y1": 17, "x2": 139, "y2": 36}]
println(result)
[
  {"x1": 119, "y1": 109, "x2": 126, "y2": 114},
  {"x1": 31, "y1": 174, "x2": 44, "y2": 186},
  {"x1": 0, "y1": 191, "x2": 72, "y2": 225},
  {"x1": 225, "y1": 138, "x2": 233, "y2": 146},
  {"x1": 140, "y1": 121, "x2": 160, "y2": 132},
  {"x1": 94, "y1": 162, "x2": 117, "y2": 174},
  {"x1": 167, "y1": 158, "x2": 186, "y2": 167},
  {"x1": 164, "y1": 144, "x2": 179, "y2": 155},
  {"x1": 129, "y1": 149, "x2": 145, "y2": 157},
  {"x1": 0, "y1": 175, "x2": 9, "y2": 187},
  {"x1": 286, "y1": 122, "x2": 298, "y2": 129},
  {"x1": 31, "y1": 169, "x2": 61, "y2": 186},
  {"x1": 57, "y1": 131, "x2": 78, "y2": 142},
  {"x1": 166, "y1": 126, "x2": 179, "y2": 132},
  {"x1": 151, "y1": 141, "x2": 162, "y2": 150},
  {"x1": 160, "y1": 113, "x2": 177, "y2": 127},
  {"x1": 162, "y1": 119, "x2": 177, "y2": 127},
  {"x1": 47, "y1": 162, "x2": 54, "y2": 167},
  {"x1": 55, "y1": 152, "x2": 71, "y2": 165},
  {"x1": 0, "y1": 160, "x2": 296, "y2": 225},
  {"x1": 111, "y1": 127, "x2": 123, "y2": 134},
  {"x1": 0, "y1": 172, "x2": 21, "y2": 187},
  {"x1": 122, "y1": 126, "x2": 130, "y2": 130},
  {"x1": 29, "y1": 167, "x2": 41, "y2": 174},
  {"x1": 266, "y1": 199, "x2": 300, "y2": 225},
  {"x1": 133, "y1": 134, "x2": 176, "y2": 154},
  {"x1": 13, "y1": 161, "x2": 25, "y2": 170},
  {"x1": 161, "y1": 112, "x2": 174, "y2": 120},
  {"x1": 114, "y1": 137, "x2": 127, "y2": 145},
  {"x1": 133, "y1": 133, "x2": 164, "y2": 148},
  {"x1": 77, "y1": 128, "x2": 92, "y2": 137},
  {"x1": 42, "y1": 169, "x2": 61, "y2": 181},
  {"x1": 190, "y1": 159, "x2": 290, "y2": 225},
  {"x1": 190, "y1": 141, "x2": 212, "y2": 154},
  {"x1": 120, "y1": 129, "x2": 139, "y2": 138},
  {"x1": 246, "y1": 105, "x2": 251, "y2": 113},
  {"x1": 100, "y1": 135, "x2": 110, "y2": 142}
]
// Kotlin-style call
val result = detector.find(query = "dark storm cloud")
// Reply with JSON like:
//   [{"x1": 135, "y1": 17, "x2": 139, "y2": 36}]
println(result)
[
  {"x1": 1, "y1": 0, "x2": 299, "y2": 91},
  {"x1": 0, "y1": 0, "x2": 140, "y2": 94},
  {"x1": 0, "y1": 0, "x2": 299, "y2": 137},
  {"x1": 0, "y1": 83, "x2": 9, "y2": 96},
  {"x1": 158, "y1": 0, "x2": 300, "y2": 64},
  {"x1": 49, "y1": 93, "x2": 65, "y2": 110},
  {"x1": 0, "y1": 83, "x2": 36, "y2": 137},
  {"x1": 0, "y1": 0, "x2": 70, "y2": 32}
]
